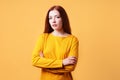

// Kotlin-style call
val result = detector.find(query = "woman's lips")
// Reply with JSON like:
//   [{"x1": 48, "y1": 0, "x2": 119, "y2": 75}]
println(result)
[{"x1": 52, "y1": 24, "x2": 57, "y2": 27}]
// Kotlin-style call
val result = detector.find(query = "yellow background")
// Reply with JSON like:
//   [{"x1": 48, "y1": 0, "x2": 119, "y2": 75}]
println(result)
[{"x1": 0, "y1": 0, "x2": 120, "y2": 80}]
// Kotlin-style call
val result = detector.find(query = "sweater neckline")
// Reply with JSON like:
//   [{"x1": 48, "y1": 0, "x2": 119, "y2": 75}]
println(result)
[{"x1": 49, "y1": 33, "x2": 72, "y2": 38}]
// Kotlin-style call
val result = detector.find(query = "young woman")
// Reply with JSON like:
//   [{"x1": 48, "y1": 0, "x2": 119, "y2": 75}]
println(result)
[{"x1": 32, "y1": 5, "x2": 79, "y2": 80}]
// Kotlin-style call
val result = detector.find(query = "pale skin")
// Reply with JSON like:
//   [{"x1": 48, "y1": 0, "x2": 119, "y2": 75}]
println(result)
[{"x1": 39, "y1": 9, "x2": 77, "y2": 66}]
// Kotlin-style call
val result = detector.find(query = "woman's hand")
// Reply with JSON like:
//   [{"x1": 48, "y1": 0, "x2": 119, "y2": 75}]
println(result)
[
  {"x1": 62, "y1": 56, "x2": 77, "y2": 66},
  {"x1": 39, "y1": 51, "x2": 44, "y2": 58},
  {"x1": 39, "y1": 52, "x2": 77, "y2": 66}
]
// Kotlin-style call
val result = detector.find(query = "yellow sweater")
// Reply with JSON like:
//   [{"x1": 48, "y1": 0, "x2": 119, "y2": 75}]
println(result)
[{"x1": 32, "y1": 33, "x2": 79, "y2": 80}]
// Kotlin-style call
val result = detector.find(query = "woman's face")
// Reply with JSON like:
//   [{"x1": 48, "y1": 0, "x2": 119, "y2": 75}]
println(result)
[{"x1": 48, "y1": 10, "x2": 63, "y2": 31}]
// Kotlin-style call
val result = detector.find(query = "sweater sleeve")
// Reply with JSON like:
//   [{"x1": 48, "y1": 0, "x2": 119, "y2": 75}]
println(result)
[
  {"x1": 32, "y1": 34, "x2": 63, "y2": 68},
  {"x1": 44, "y1": 36, "x2": 79, "y2": 73}
]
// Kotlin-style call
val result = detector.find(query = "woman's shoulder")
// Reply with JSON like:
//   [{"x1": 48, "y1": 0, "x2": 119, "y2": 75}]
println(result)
[
  {"x1": 37, "y1": 33, "x2": 49, "y2": 40},
  {"x1": 39, "y1": 33, "x2": 49, "y2": 37},
  {"x1": 69, "y1": 34, "x2": 79, "y2": 42}
]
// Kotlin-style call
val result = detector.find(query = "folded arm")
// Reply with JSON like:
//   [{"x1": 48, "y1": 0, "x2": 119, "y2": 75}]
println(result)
[
  {"x1": 43, "y1": 37, "x2": 79, "y2": 73},
  {"x1": 32, "y1": 34, "x2": 63, "y2": 68}
]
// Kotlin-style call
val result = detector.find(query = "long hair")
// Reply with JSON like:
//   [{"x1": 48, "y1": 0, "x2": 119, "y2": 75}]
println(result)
[{"x1": 44, "y1": 5, "x2": 71, "y2": 34}]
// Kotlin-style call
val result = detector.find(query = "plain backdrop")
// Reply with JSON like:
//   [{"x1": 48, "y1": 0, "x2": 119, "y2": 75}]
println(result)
[{"x1": 0, "y1": 0, "x2": 120, "y2": 80}]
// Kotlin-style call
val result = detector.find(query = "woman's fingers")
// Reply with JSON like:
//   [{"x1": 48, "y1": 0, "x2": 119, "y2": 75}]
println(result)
[
  {"x1": 62, "y1": 56, "x2": 77, "y2": 66},
  {"x1": 68, "y1": 57, "x2": 77, "y2": 64},
  {"x1": 68, "y1": 57, "x2": 77, "y2": 61},
  {"x1": 39, "y1": 51, "x2": 44, "y2": 57}
]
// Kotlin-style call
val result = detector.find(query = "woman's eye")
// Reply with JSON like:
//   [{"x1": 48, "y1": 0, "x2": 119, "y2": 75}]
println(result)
[{"x1": 57, "y1": 16, "x2": 60, "y2": 18}]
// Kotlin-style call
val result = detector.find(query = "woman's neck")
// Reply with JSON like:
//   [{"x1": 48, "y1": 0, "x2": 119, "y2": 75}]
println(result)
[
  {"x1": 51, "y1": 30, "x2": 70, "y2": 37},
  {"x1": 52, "y1": 30, "x2": 65, "y2": 36}
]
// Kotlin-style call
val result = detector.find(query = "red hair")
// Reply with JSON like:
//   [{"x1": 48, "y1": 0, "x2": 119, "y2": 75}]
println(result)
[{"x1": 44, "y1": 5, "x2": 71, "y2": 34}]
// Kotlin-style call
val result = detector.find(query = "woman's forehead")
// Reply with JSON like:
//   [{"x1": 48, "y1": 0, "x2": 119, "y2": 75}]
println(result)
[{"x1": 49, "y1": 10, "x2": 60, "y2": 16}]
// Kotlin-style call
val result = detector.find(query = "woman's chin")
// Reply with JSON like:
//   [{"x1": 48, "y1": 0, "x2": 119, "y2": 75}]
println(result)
[{"x1": 52, "y1": 27, "x2": 61, "y2": 31}]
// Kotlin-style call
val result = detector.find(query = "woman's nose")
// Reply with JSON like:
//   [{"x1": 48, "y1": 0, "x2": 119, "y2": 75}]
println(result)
[{"x1": 52, "y1": 18, "x2": 56, "y2": 23}]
